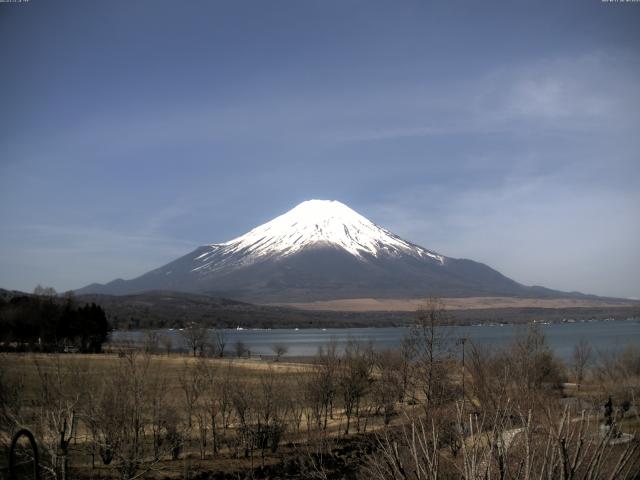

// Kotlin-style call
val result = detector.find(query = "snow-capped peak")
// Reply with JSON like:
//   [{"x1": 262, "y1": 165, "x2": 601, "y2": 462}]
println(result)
[{"x1": 194, "y1": 200, "x2": 444, "y2": 271}]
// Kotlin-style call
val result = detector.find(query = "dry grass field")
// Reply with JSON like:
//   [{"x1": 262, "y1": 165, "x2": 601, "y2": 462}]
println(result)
[
  {"x1": 1, "y1": 352, "x2": 310, "y2": 400},
  {"x1": 271, "y1": 296, "x2": 637, "y2": 312}
]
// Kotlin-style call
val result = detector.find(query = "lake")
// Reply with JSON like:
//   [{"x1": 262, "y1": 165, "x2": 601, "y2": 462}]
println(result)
[{"x1": 109, "y1": 318, "x2": 640, "y2": 361}]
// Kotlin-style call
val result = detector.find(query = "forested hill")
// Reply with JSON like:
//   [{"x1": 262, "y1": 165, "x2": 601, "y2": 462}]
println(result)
[{"x1": 74, "y1": 290, "x2": 399, "y2": 329}]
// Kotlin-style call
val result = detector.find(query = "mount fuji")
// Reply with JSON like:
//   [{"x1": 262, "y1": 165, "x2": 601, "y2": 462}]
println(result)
[{"x1": 77, "y1": 200, "x2": 582, "y2": 302}]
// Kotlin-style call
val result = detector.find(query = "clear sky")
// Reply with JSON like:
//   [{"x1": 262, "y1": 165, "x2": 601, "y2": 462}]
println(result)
[{"x1": 1, "y1": 0, "x2": 639, "y2": 298}]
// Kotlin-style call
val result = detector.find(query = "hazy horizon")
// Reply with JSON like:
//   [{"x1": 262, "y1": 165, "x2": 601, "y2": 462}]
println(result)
[{"x1": 1, "y1": 1, "x2": 639, "y2": 298}]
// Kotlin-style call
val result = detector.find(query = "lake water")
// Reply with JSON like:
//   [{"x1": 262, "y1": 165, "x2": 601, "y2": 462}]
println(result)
[{"x1": 110, "y1": 319, "x2": 640, "y2": 361}]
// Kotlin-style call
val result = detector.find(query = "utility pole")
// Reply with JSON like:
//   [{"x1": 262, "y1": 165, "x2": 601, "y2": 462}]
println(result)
[{"x1": 457, "y1": 337, "x2": 467, "y2": 411}]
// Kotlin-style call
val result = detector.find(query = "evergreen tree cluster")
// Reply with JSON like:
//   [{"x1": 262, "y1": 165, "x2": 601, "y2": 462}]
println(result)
[{"x1": 0, "y1": 291, "x2": 111, "y2": 352}]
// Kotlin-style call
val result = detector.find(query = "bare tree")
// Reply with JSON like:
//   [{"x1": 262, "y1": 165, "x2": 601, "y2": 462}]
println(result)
[
  {"x1": 305, "y1": 341, "x2": 339, "y2": 433},
  {"x1": 543, "y1": 405, "x2": 640, "y2": 480},
  {"x1": 572, "y1": 338, "x2": 592, "y2": 389},
  {"x1": 179, "y1": 359, "x2": 206, "y2": 429},
  {"x1": 213, "y1": 329, "x2": 227, "y2": 357},
  {"x1": 159, "y1": 333, "x2": 173, "y2": 355},
  {"x1": 87, "y1": 351, "x2": 168, "y2": 480},
  {"x1": 33, "y1": 355, "x2": 85, "y2": 480},
  {"x1": 406, "y1": 297, "x2": 455, "y2": 413},
  {"x1": 365, "y1": 415, "x2": 440, "y2": 480},
  {"x1": 271, "y1": 344, "x2": 288, "y2": 361},
  {"x1": 147, "y1": 370, "x2": 170, "y2": 460},
  {"x1": 467, "y1": 342, "x2": 511, "y2": 416},
  {"x1": 200, "y1": 360, "x2": 223, "y2": 456},
  {"x1": 593, "y1": 342, "x2": 640, "y2": 427},
  {"x1": 181, "y1": 323, "x2": 209, "y2": 357},
  {"x1": 143, "y1": 330, "x2": 160, "y2": 354},
  {"x1": 510, "y1": 325, "x2": 564, "y2": 412},
  {"x1": 230, "y1": 376, "x2": 254, "y2": 459},
  {"x1": 373, "y1": 349, "x2": 405, "y2": 424},
  {"x1": 254, "y1": 367, "x2": 289, "y2": 465},
  {"x1": 234, "y1": 340, "x2": 247, "y2": 358},
  {"x1": 338, "y1": 340, "x2": 373, "y2": 435},
  {"x1": 217, "y1": 362, "x2": 234, "y2": 435}
]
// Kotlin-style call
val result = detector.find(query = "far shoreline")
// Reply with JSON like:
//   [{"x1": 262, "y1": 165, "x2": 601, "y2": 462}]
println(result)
[{"x1": 109, "y1": 316, "x2": 640, "y2": 332}]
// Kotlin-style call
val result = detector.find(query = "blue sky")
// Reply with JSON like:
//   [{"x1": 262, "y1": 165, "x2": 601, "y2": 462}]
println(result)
[{"x1": 1, "y1": 0, "x2": 639, "y2": 298}]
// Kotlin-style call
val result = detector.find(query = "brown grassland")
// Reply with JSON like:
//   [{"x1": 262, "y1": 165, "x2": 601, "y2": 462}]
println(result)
[{"x1": 271, "y1": 296, "x2": 638, "y2": 312}]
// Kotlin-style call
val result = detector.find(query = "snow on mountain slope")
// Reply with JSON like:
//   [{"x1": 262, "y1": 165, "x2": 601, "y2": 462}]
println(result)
[{"x1": 192, "y1": 200, "x2": 444, "y2": 274}]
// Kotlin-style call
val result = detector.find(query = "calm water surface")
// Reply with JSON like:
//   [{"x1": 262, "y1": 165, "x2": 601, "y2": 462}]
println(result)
[{"x1": 110, "y1": 319, "x2": 640, "y2": 361}]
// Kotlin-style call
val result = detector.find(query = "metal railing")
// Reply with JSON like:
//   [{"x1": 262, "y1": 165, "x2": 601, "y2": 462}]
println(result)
[{"x1": 8, "y1": 429, "x2": 40, "y2": 480}]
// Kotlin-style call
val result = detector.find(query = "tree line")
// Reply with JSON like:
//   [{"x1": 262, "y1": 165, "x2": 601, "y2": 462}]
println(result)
[{"x1": 0, "y1": 286, "x2": 111, "y2": 353}]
